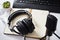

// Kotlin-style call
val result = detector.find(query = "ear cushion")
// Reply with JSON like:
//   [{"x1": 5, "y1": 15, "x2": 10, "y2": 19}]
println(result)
[
  {"x1": 16, "y1": 21, "x2": 28, "y2": 35},
  {"x1": 22, "y1": 18, "x2": 35, "y2": 33}
]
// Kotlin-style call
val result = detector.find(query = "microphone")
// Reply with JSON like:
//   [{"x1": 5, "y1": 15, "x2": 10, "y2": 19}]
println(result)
[{"x1": 46, "y1": 14, "x2": 60, "y2": 39}]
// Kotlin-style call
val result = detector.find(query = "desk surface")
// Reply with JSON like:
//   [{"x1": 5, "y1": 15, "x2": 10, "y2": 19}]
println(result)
[{"x1": 0, "y1": 0, "x2": 60, "y2": 40}]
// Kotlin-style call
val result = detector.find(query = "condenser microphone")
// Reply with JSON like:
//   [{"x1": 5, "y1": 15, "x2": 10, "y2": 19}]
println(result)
[
  {"x1": 46, "y1": 14, "x2": 57, "y2": 36},
  {"x1": 46, "y1": 14, "x2": 60, "y2": 39}
]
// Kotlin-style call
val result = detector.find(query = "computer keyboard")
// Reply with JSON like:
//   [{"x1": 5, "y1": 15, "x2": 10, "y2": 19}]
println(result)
[
  {"x1": 15, "y1": 0, "x2": 48, "y2": 5},
  {"x1": 14, "y1": 0, "x2": 60, "y2": 6},
  {"x1": 13, "y1": 0, "x2": 60, "y2": 13}
]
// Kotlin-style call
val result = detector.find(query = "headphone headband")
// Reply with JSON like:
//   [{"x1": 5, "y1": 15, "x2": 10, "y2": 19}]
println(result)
[{"x1": 8, "y1": 10, "x2": 32, "y2": 25}]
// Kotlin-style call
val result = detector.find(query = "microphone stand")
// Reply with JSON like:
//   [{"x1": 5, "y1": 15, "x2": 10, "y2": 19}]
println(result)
[{"x1": 46, "y1": 30, "x2": 60, "y2": 40}]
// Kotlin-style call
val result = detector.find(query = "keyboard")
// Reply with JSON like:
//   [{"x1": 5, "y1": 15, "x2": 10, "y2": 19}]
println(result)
[{"x1": 13, "y1": 0, "x2": 60, "y2": 13}]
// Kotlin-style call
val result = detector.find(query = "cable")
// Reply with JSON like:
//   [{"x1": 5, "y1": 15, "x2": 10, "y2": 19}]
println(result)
[
  {"x1": 24, "y1": 35, "x2": 26, "y2": 40},
  {"x1": 53, "y1": 32, "x2": 60, "y2": 39},
  {"x1": 48, "y1": 36, "x2": 50, "y2": 40}
]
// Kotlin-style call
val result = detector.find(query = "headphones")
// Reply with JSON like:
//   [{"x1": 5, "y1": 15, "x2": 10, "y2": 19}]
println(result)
[{"x1": 8, "y1": 10, "x2": 35, "y2": 35}]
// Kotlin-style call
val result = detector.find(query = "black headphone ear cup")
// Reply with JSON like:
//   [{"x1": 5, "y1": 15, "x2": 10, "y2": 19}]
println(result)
[
  {"x1": 16, "y1": 21, "x2": 28, "y2": 35},
  {"x1": 22, "y1": 18, "x2": 35, "y2": 33}
]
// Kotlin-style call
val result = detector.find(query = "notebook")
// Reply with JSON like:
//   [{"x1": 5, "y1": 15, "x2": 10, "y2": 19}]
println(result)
[{"x1": 4, "y1": 8, "x2": 49, "y2": 38}]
